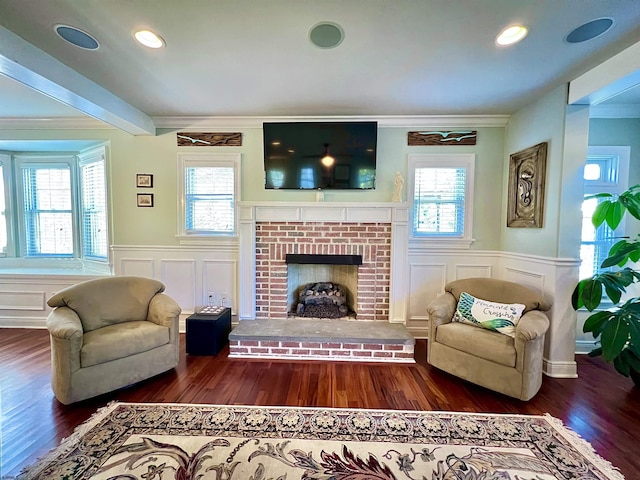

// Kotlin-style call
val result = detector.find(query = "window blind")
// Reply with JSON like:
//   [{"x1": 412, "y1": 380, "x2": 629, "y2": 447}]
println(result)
[
  {"x1": 413, "y1": 167, "x2": 466, "y2": 236},
  {"x1": 185, "y1": 166, "x2": 235, "y2": 233},
  {"x1": 22, "y1": 165, "x2": 73, "y2": 256},
  {"x1": 80, "y1": 159, "x2": 107, "y2": 259}
]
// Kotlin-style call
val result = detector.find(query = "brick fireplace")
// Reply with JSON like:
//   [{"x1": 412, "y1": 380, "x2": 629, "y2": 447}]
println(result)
[
  {"x1": 234, "y1": 203, "x2": 412, "y2": 362},
  {"x1": 255, "y1": 221, "x2": 391, "y2": 321},
  {"x1": 238, "y1": 203, "x2": 409, "y2": 322}
]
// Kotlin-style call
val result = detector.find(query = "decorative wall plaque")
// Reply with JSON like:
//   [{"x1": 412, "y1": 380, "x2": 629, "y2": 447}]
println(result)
[
  {"x1": 177, "y1": 132, "x2": 242, "y2": 146},
  {"x1": 408, "y1": 130, "x2": 477, "y2": 146},
  {"x1": 507, "y1": 142, "x2": 548, "y2": 228}
]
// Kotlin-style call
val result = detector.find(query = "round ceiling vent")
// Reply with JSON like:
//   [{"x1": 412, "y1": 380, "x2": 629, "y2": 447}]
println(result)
[
  {"x1": 55, "y1": 24, "x2": 99, "y2": 50},
  {"x1": 566, "y1": 18, "x2": 613, "y2": 44},
  {"x1": 309, "y1": 22, "x2": 344, "y2": 49}
]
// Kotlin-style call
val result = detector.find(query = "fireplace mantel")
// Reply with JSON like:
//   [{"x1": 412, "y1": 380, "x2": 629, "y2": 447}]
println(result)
[
  {"x1": 238, "y1": 202, "x2": 410, "y2": 324},
  {"x1": 238, "y1": 201, "x2": 408, "y2": 223}
]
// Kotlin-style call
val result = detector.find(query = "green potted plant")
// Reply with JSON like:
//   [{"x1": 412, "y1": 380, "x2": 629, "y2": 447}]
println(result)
[{"x1": 572, "y1": 184, "x2": 640, "y2": 386}]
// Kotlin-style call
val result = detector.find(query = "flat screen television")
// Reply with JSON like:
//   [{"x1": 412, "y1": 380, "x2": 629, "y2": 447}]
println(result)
[{"x1": 263, "y1": 121, "x2": 377, "y2": 190}]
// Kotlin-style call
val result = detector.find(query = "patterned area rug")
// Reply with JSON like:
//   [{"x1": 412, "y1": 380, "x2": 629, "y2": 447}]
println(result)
[{"x1": 20, "y1": 402, "x2": 623, "y2": 480}]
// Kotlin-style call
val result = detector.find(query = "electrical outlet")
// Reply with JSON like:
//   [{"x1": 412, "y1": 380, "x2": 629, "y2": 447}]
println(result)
[
  {"x1": 220, "y1": 292, "x2": 229, "y2": 307},
  {"x1": 206, "y1": 291, "x2": 216, "y2": 306}
]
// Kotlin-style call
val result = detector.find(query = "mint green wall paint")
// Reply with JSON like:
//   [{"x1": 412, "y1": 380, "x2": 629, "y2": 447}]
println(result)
[
  {"x1": 589, "y1": 118, "x2": 640, "y2": 187},
  {"x1": 503, "y1": 85, "x2": 572, "y2": 257},
  {"x1": 1, "y1": 124, "x2": 504, "y2": 249}
]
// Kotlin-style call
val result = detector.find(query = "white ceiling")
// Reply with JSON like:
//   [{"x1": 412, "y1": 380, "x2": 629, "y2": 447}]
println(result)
[{"x1": 0, "y1": 0, "x2": 640, "y2": 133}]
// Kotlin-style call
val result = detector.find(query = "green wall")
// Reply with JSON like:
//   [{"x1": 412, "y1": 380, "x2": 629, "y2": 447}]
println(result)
[
  {"x1": 0, "y1": 123, "x2": 505, "y2": 249},
  {"x1": 502, "y1": 85, "x2": 576, "y2": 258}
]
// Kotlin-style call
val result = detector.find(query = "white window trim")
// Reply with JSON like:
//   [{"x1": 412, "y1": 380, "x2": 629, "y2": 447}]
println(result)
[
  {"x1": 78, "y1": 145, "x2": 110, "y2": 265},
  {"x1": 14, "y1": 154, "x2": 78, "y2": 258},
  {"x1": 176, "y1": 152, "x2": 241, "y2": 245},
  {"x1": 578, "y1": 146, "x2": 630, "y2": 290},
  {"x1": 408, "y1": 153, "x2": 475, "y2": 249}
]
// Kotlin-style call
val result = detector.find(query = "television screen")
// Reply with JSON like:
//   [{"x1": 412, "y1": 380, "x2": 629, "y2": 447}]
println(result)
[{"x1": 263, "y1": 121, "x2": 377, "y2": 190}]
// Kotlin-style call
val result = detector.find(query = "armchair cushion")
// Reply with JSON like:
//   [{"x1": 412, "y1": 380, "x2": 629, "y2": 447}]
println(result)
[
  {"x1": 436, "y1": 322, "x2": 516, "y2": 367},
  {"x1": 452, "y1": 291, "x2": 525, "y2": 337},
  {"x1": 81, "y1": 321, "x2": 170, "y2": 368}
]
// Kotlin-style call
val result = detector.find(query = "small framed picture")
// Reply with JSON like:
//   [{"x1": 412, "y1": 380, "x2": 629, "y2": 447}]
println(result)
[
  {"x1": 136, "y1": 173, "x2": 153, "y2": 188},
  {"x1": 137, "y1": 193, "x2": 154, "y2": 207}
]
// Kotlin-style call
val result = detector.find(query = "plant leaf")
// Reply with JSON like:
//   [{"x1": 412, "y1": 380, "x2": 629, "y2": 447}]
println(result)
[
  {"x1": 601, "y1": 317, "x2": 631, "y2": 362},
  {"x1": 619, "y1": 191, "x2": 640, "y2": 220},
  {"x1": 587, "y1": 346, "x2": 603, "y2": 358},
  {"x1": 606, "y1": 200, "x2": 625, "y2": 230},
  {"x1": 592, "y1": 201, "x2": 612, "y2": 229},
  {"x1": 613, "y1": 353, "x2": 630, "y2": 376},
  {"x1": 571, "y1": 281, "x2": 584, "y2": 310},
  {"x1": 625, "y1": 349, "x2": 640, "y2": 373},
  {"x1": 583, "y1": 310, "x2": 611, "y2": 334},
  {"x1": 581, "y1": 279, "x2": 603, "y2": 311}
]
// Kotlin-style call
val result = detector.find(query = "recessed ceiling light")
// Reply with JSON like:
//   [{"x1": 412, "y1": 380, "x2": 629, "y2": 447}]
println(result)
[
  {"x1": 496, "y1": 25, "x2": 528, "y2": 46},
  {"x1": 134, "y1": 29, "x2": 165, "y2": 49},
  {"x1": 309, "y1": 22, "x2": 344, "y2": 49},
  {"x1": 566, "y1": 18, "x2": 613, "y2": 44},
  {"x1": 55, "y1": 24, "x2": 99, "y2": 50}
]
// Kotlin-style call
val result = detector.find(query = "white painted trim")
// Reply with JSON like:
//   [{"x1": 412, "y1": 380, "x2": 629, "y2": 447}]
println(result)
[
  {"x1": 112, "y1": 244, "x2": 238, "y2": 252},
  {"x1": 154, "y1": 115, "x2": 511, "y2": 129},
  {"x1": 407, "y1": 153, "x2": 475, "y2": 246},
  {"x1": 569, "y1": 40, "x2": 640, "y2": 105},
  {"x1": 0, "y1": 117, "x2": 114, "y2": 129},
  {"x1": 543, "y1": 359, "x2": 578, "y2": 379},
  {"x1": 0, "y1": 317, "x2": 47, "y2": 328}
]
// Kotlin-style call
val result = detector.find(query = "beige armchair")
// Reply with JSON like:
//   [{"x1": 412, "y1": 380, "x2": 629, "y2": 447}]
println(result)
[
  {"x1": 427, "y1": 278, "x2": 551, "y2": 401},
  {"x1": 46, "y1": 276, "x2": 181, "y2": 404}
]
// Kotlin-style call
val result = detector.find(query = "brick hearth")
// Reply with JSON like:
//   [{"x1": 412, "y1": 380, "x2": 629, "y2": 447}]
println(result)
[{"x1": 228, "y1": 318, "x2": 415, "y2": 363}]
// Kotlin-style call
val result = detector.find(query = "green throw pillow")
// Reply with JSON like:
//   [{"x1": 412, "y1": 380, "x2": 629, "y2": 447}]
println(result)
[{"x1": 452, "y1": 291, "x2": 525, "y2": 337}]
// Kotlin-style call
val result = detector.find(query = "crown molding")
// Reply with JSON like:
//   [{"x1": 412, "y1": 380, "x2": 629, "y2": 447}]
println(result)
[
  {"x1": 152, "y1": 114, "x2": 511, "y2": 130},
  {"x1": 0, "y1": 114, "x2": 513, "y2": 132},
  {"x1": 0, "y1": 116, "x2": 115, "y2": 129}
]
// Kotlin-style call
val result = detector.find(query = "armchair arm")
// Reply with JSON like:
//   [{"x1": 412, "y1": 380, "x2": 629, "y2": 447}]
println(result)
[
  {"x1": 46, "y1": 307, "x2": 83, "y2": 342},
  {"x1": 46, "y1": 307, "x2": 84, "y2": 401},
  {"x1": 427, "y1": 293, "x2": 456, "y2": 327},
  {"x1": 515, "y1": 310, "x2": 550, "y2": 342},
  {"x1": 147, "y1": 293, "x2": 182, "y2": 328},
  {"x1": 427, "y1": 293, "x2": 457, "y2": 343}
]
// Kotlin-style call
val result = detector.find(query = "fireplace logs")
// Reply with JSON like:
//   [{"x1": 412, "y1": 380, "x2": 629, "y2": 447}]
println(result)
[{"x1": 295, "y1": 282, "x2": 349, "y2": 318}]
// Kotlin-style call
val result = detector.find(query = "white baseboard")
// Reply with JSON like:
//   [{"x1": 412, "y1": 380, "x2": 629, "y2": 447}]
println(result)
[
  {"x1": 543, "y1": 359, "x2": 578, "y2": 378},
  {"x1": 0, "y1": 316, "x2": 46, "y2": 329}
]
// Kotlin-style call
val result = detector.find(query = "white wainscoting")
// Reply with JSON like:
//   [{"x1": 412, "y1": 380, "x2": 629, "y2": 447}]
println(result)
[
  {"x1": 0, "y1": 274, "x2": 103, "y2": 328},
  {"x1": 112, "y1": 245, "x2": 239, "y2": 331},
  {"x1": 0, "y1": 240, "x2": 579, "y2": 378}
]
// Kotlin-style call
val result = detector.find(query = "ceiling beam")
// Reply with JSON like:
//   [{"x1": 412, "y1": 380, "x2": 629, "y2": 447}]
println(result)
[
  {"x1": 568, "y1": 40, "x2": 640, "y2": 106},
  {"x1": 0, "y1": 26, "x2": 155, "y2": 136}
]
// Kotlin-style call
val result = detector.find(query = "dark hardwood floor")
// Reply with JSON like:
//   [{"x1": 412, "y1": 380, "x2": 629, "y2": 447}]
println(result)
[{"x1": 1, "y1": 327, "x2": 639, "y2": 478}]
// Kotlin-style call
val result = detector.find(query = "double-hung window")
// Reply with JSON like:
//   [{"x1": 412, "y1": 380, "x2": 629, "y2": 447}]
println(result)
[
  {"x1": 579, "y1": 146, "x2": 630, "y2": 280},
  {"x1": 78, "y1": 149, "x2": 108, "y2": 260},
  {"x1": 178, "y1": 153, "x2": 240, "y2": 239},
  {"x1": 408, "y1": 154, "x2": 475, "y2": 247},
  {"x1": 18, "y1": 158, "x2": 75, "y2": 257}
]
